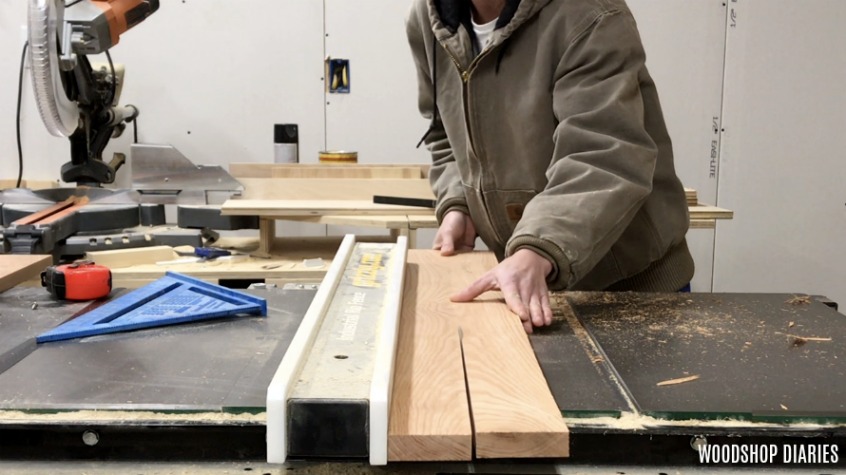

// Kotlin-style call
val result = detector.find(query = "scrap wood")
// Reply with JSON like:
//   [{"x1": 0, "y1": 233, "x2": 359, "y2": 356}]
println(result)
[
  {"x1": 776, "y1": 332, "x2": 832, "y2": 344},
  {"x1": 656, "y1": 375, "x2": 700, "y2": 387},
  {"x1": 776, "y1": 332, "x2": 831, "y2": 341},
  {"x1": 0, "y1": 255, "x2": 53, "y2": 293}
]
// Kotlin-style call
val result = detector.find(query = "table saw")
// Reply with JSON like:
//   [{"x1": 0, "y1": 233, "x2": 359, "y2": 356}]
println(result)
[{"x1": 0, "y1": 246, "x2": 844, "y2": 470}]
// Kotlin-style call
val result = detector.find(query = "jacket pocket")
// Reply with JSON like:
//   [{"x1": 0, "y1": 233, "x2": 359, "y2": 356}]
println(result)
[{"x1": 481, "y1": 189, "x2": 538, "y2": 245}]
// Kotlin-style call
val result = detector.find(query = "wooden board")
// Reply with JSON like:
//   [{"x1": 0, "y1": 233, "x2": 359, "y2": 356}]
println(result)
[
  {"x1": 293, "y1": 214, "x2": 413, "y2": 229},
  {"x1": 229, "y1": 163, "x2": 427, "y2": 179},
  {"x1": 684, "y1": 187, "x2": 698, "y2": 206},
  {"x1": 688, "y1": 205, "x2": 734, "y2": 220},
  {"x1": 85, "y1": 246, "x2": 176, "y2": 269},
  {"x1": 445, "y1": 252, "x2": 570, "y2": 458},
  {"x1": 239, "y1": 178, "x2": 435, "y2": 201},
  {"x1": 690, "y1": 219, "x2": 716, "y2": 229},
  {"x1": 224, "y1": 198, "x2": 728, "y2": 223},
  {"x1": 221, "y1": 199, "x2": 426, "y2": 217},
  {"x1": 0, "y1": 179, "x2": 60, "y2": 190},
  {"x1": 0, "y1": 255, "x2": 52, "y2": 293},
  {"x1": 389, "y1": 251, "x2": 568, "y2": 461},
  {"x1": 388, "y1": 253, "x2": 473, "y2": 461},
  {"x1": 106, "y1": 236, "x2": 353, "y2": 288}
]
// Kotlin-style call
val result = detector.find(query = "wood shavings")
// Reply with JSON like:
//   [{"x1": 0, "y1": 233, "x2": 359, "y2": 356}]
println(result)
[
  {"x1": 656, "y1": 374, "x2": 700, "y2": 387},
  {"x1": 786, "y1": 295, "x2": 811, "y2": 305},
  {"x1": 788, "y1": 321, "x2": 795, "y2": 328},
  {"x1": 780, "y1": 404, "x2": 789, "y2": 411},
  {"x1": 777, "y1": 332, "x2": 832, "y2": 347}
]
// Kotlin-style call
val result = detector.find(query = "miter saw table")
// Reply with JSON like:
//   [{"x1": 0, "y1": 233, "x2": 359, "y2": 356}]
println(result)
[{"x1": 0, "y1": 286, "x2": 844, "y2": 468}]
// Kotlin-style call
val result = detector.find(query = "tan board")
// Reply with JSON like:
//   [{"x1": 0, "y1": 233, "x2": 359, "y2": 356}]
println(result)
[
  {"x1": 446, "y1": 252, "x2": 570, "y2": 458},
  {"x1": 229, "y1": 163, "x2": 427, "y2": 179},
  {"x1": 0, "y1": 179, "x2": 60, "y2": 190},
  {"x1": 684, "y1": 187, "x2": 698, "y2": 206},
  {"x1": 690, "y1": 219, "x2": 716, "y2": 229},
  {"x1": 388, "y1": 257, "x2": 473, "y2": 461},
  {"x1": 389, "y1": 250, "x2": 569, "y2": 461},
  {"x1": 0, "y1": 255, "x2": 52, "y2": 293},
  {"x1": 86, "y1": 246, "x2": 176, "y2": 269},
  {"x1": 221, "y1": 199, "x2": 425, "y2": 217},
  {"x1": 224, "y1": 197, "x2": 729, "y2": 223},
  {"x1": 239, "y1": 178, "x2": 435, "y2": 201},
  {"x1": 106, "y1": 237, "x2": 350, "y2": 289},
  {"x1": 688, "y1": 205, "x2": 734, "y2": 220}
]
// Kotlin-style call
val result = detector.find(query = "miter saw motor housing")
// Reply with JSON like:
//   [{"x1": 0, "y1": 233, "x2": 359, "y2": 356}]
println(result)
[{"x1": 27, "y1": 0, "x2": 159, "y2": 186}]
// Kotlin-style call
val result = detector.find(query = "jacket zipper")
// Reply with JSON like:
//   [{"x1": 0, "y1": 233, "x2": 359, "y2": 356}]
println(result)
[
  {"x1": 440, "y1": 41, "x2": 503, "y2": 242},
  {"x1": 439, "y1": 41, "x2": 492, "y2": 159}
]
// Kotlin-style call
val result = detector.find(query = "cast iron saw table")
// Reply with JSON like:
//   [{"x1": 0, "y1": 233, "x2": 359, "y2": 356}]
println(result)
[{"x1": 0, "y1": 286, "x2": 844, "y2": 467}]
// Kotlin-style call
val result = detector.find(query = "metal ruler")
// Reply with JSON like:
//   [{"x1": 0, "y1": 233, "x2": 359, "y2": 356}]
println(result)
[{"x1": 267, "y1": 235, "x2": 407, "y2": 465}]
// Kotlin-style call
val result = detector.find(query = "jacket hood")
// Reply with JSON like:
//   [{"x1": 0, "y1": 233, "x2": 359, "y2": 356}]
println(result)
[{"x1": 429, "y1": 0, "x2": 552, "y2": 45}]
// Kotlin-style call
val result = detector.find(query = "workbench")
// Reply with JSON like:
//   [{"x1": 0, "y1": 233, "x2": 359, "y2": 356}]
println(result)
[
  {"x1": 221, "y1": 164, "x2": 733, "y2": 253},
  {"x1": 0, "y1": 248, "x2": 844, "y2": 470}
]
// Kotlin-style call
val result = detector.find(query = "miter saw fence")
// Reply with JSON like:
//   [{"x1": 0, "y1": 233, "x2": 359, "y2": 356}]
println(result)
[
  {"x1": 0, "y1": 187, "x2": 197, "y2": 259},
  {"x1": 27, "y1": 0, "x2": 158, "y2": 186}
]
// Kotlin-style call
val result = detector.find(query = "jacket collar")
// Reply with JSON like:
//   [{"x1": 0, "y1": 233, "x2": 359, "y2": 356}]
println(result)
[
  {"x1": 433, "y1": 0, "x2": 521, "y2": 32},
  {"x1": 428, "y1": 0, "x2": 551, "y2": 45}
]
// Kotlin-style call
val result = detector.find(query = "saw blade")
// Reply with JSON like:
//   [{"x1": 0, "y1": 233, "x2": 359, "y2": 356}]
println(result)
[{"x1": 28, "y1": 0, "x2": 80, "y2": 137}]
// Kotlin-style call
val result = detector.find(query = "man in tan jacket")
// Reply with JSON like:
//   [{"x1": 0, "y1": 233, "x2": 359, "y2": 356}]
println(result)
[{"x1": 407, "y1": 0, "x2": 694, "y2": 333}]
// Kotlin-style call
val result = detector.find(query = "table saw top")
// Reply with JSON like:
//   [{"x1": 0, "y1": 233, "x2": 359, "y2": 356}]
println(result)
[{"x1": 0, "y1": 285, "x2": 844, "y2": 462}]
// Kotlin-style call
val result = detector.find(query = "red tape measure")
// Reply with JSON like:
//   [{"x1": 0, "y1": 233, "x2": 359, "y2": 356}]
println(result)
[{"x1": 41, "y1": 261, "x2": 112, "y2": 301}]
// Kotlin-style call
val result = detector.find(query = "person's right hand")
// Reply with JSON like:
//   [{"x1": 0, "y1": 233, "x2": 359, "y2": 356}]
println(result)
[{"x1": 433, "y1": 210, "x2": 476, "y2": 256}]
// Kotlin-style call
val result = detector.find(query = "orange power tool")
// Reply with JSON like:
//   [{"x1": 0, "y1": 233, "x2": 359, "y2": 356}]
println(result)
[
  {"x1": 41, "y1": 261, "x2": 112, "y2": 301},
  {"x1": 66, "y1": 0, "x2": 159, "y2": 54}
]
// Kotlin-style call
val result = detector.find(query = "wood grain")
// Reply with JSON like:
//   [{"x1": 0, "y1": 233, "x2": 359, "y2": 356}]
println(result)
[
  {"x1": 229, "y1": 163, "x2": 426, "y2": 179},
  {"x1": 0, "y1": 255, "x2": 52, "y2": 293},
  {"x1": 107, "y1": 236, "x2": 350, "y2": 288},
  {"x1": 388, "y1": 257, "x2": 473, "y2": 461},
  {"x1": 86, "y1": 246, "x2": 176, "y2": 268},
  {"x1": 0, "y1": 179, "x2": 59, "y2": 190},
  {"x1": 221, "y1": 199, "x2": 425, "y2": 217},
  {"x1": 389, "y1": 251, "x2": 568, "y2": 461},
  {"x1": 444, "y1": 252, "x2": 570, "y2": 459},
  {"x1": 688, "y1": 205, "x2": 734, "y2": 220},
  {"x1": 684, "y1": 187, "x2": 698, "y2": 206},
  {"x1": 239, "y1": 178, "x2": 435, "y2": 201}
]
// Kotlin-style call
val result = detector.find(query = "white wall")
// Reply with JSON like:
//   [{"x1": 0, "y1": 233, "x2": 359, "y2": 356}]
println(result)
[
  {"x1": 324, "y1": 0, "x2": 430, "y2": 164},
  {"x1": 627, "y1": 0, "x2": 727, "y2": 291},
  {"x1": 1, "y1": 1, "x2": 326, "y2": 188},
  {"x1": 0, "y1": 2, "x2": 66, "y2": 182},
  {"x1": 714, "y1": 0, "x2": 846, "y2": 305}
]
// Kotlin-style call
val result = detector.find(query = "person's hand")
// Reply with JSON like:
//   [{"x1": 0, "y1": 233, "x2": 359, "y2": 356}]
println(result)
[
  {"x1": 451, "y1": 248, "x2": 553, "y2": 333},
  {"x1": 433, "y1": 210, "x2": 477, "y2": 256}
]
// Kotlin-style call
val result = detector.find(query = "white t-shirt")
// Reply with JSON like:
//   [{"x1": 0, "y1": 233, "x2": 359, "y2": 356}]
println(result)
[{"x1": 472, "y1": 17, "x2": 498, "y2": 54}]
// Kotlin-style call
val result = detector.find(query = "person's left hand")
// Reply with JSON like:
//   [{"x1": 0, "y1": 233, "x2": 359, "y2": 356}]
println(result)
[{"x1": 451, "y1": 248, "x2": 554, "y2": 333}]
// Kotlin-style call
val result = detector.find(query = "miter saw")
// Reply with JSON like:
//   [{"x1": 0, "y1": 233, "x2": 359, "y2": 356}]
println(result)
[
  {"x1": 1, "y1": 0, "x2": 254, "y2": 259},
  {"x1": 29, "y1": 0, "x2": 157, "y2": 185}
]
